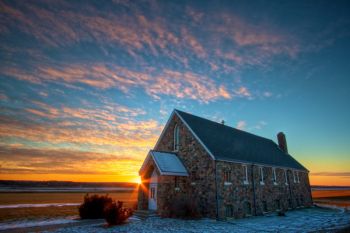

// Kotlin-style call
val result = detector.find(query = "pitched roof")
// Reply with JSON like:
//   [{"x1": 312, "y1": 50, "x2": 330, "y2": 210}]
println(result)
[
  {"x1": 139, "y1": 150, "x2": 189, "y2": 176},
  {"x1": 175, "y1": 109, "x2": 308, "y2": 171}
]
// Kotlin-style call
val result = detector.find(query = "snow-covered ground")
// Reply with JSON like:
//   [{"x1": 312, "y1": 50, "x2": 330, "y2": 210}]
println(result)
[
  {"x1": 1, "y1": 206, "x2": 349, "y2": 233},
  {"x1": 0, "y1": 216, "x2": 77, "y2": 231},
  {"x1": 49, "y1": 207, "x2": 349, "y2": 233}
]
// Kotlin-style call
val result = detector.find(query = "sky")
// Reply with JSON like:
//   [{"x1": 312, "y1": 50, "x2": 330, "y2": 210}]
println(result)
[{"x1": 0, "y1": 0, "x2": 349, "y2": 186}]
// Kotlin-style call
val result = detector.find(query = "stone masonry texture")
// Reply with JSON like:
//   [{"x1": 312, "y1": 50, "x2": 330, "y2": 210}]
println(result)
[{"x1": 138, "y1": 113, "x2": 313, "y2": 219}]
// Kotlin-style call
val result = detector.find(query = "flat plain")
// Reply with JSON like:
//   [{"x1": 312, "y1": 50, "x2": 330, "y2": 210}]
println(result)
[{"x1": 0, "y1": 191, "x2": 138, "y2": 222}]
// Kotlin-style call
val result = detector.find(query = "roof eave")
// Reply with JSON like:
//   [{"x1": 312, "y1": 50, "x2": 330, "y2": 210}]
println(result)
[
  {"x1": 216, "y1": 158, "x2": 308, "y2": 172},
  {"x1": 174, "y1": 110, "x2": 216, "y2": 160},
  {"x1": 154, "y1": 110, "x2": 176, "y2": 150},
  {"x1": 138, "y1": 150, "x2": 153, "y2": 175},
  {"x1": 160, "y1": 172, "x2": 189, "y2": 176}
]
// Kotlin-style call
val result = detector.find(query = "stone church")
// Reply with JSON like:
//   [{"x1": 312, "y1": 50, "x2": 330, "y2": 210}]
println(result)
[{"x1": 137, "y1": 109, "x2": 312, "y2": 219}]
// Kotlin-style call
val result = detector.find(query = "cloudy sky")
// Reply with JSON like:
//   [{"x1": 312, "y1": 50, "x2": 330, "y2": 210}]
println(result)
[{"x1": 1, "y1": 0, "x2": 349, "y2": 185}]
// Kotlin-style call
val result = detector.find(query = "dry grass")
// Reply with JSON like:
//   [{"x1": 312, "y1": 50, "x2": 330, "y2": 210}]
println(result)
[
  {"x1": 0, "y1": 192, "x2": 137, "y2": 205},
  {"x1": 1, "y1": 189, "x2": 349, "y2": 222},
  {"x1": 0, "y1": 206, "x2": 77, "y2": 222},
  {"x1": 312, "y1": 190, "x2": 350, "y2": 198},
  {"x1": 312, "y1": 190, "x2": 350, "y2": 207},
  {"x1": 0, "y1": 191, "x2": 138, "y2": 222}
]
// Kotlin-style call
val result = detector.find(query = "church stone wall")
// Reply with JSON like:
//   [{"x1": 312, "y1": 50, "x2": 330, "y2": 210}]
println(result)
[
  {"x1": 154, "y1": 114, "x2": 217, "y2": 218},
  {"x1": 216, "y1": 161, "x2": 313, "y2": 219},
  {"x1": 138, "y1": 112, "x2": 313, "y2": 219}
]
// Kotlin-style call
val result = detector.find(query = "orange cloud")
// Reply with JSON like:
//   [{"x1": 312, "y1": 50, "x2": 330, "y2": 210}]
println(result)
[
  {"x1": 0, "y1": 96, "x2": 161, "y2": 183},
  {"x1": 0, "y1": 145, "x2": 144, "y2": 182},
  {"x1": 4, "y1": 64, "x2": 234, "y2": 103},
  {"x1": 0, "y1": 98, "x2": 161, "y2": 149},
  {"x1": 146, "y1": 70, "x2": 231, "y2": 103},
  {"x1": 310, "y1": 174, "x2": 350, "y2": 186}
]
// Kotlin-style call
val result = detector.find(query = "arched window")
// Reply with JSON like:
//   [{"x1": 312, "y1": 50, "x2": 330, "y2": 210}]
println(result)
[
  {"x1": 275, "y1": 199, "x2": 281, "y2": 210},
  {"x1": 242, "y1": 165, "x2": 249, "y2": 184},
  {"x1": 244, "y1": 201, "x2": 252, "y2": 216},
  {"x1": 225, "y1": 205, "x2": 234, "y2": 217},
  {"x1": 284, "y1": 169, "x2": 288, "y2": 185},
  {"x1": 259, "y1": 167, "x2": 264, "y2": 185},
  {"x1": 272, "y1": 168, "x2": 277, "y2": 184},
  {"x1": 173, "y1": 124, "x2": 180, "y2": 151},
  {"x1": 262, "y1": 201, "x2": 268, "y2": 212},
  {"x1": 300, "y1": 195, "x2": 304, "y2": 206}
]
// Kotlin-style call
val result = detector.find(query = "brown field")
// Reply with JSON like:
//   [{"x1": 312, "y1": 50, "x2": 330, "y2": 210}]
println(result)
[
  {"x1": 312, "y1": 190, "x2": 350, "y2": 198},
  {"x1": 0, "y1": 206, "x2": 78, "y2": 222},
  {"x1": 0, "y1": 191, "x2": 138, "y2": 222},
  {"x1": 312, "y1": 189, "x2": 350, "y2": 208},
  {"x1": 0, "y1": 191, "x2": 138, "y2": 205},
  {"x1": 1, "y1": 189, "x2": 349, "y2": 222}
]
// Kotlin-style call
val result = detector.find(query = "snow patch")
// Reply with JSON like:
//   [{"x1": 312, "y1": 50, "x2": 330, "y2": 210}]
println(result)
[
  {"x1": 49, "y1": 207, "x2": 350, "y2": 233},
  {"x1": 0, "y1": 217, "x2": 77, "y2": 231}
]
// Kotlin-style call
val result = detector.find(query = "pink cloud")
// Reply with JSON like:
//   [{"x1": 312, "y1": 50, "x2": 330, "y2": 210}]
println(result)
[
  {"x1": 263, "y1": 91, "x2": 273, "y2": 97},
  {"x1": 0, "y1": 93, "x2": 8, "y2": 101},
  {"x1": 4, "y1": 64, "x2": 234, "y2": 103},
  {"x1": 181, "y1": 27, "x2": 207, "y2": 58},
  {"x1": 0, "y1": 111, "x2": 160, "y2": 148},
  {"x1": 236, "y1": 120, "x2": 246, "y2": 130},
  {"x1": 146, "y1": 70, "x2": 231, "y2": 103},
  {"x1": 235, "y1": 87, "x2": 251, "y2": 97},
  {"x1": 1, "y1": 1, "x2": 299, "y2": 71}
]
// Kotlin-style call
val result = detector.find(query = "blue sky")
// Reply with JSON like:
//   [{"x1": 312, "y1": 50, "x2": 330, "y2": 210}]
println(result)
[{"x1": 0, "y1": 0, "x2": 349, "y2": 185}]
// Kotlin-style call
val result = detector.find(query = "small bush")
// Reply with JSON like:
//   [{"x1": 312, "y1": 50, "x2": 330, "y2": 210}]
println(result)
[
  {"x1": 277, "y1": 210, "x2": 286, "y2": 217},
  {"x1": 79, "y1": 194, "x2": 113, "y2": 219},
  {"x1": 104, "y1": 201, "x2": 133, "y2": 226},
  {"x1": 168, "y1": 196, "x2": 201, "y2": 219}
]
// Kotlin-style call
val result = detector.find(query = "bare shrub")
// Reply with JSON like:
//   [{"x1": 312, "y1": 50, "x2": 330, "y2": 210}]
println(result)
[
  {"x1": 78, "y1": 194, "x2": 113, "y2": 219},
  {"x1": 104, "y1": 201, "x2": 133, "y2": 225}
]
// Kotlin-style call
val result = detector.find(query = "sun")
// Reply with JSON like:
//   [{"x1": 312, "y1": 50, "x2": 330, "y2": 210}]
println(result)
[{"x1": 134, "y1": 176, "x2": 142, "y2": 185}]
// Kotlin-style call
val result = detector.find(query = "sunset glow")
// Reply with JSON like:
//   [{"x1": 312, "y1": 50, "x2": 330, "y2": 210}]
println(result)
[{"x1": 0, "y1": 0, "x2": 349, "y2": 186}]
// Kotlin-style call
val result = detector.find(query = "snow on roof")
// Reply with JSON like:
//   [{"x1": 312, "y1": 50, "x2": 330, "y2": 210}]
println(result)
[
  {"x1": 139, "y1": 150, "x2": 188, "y2": 176},
  {"x1": 175, "y1": 109, "x2": 308, "y2": 171}
]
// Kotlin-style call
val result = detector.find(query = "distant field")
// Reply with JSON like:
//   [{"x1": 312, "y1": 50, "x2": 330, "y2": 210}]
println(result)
[
  {"x1": 0, "y1": 191, "x2": 138, "y2": 205},
  {"x1": 1, "y1": 188, "x2": 349, "y2": 223},
  {"x1": 312, "y1": 189, "x2": 350, "y2": 208},
  {"x1": 312, "y1": 190, "x2": 350, "y2": 198},
  {"x1": 0, "y1": 206, "x2": 77, "y2": 222},
  {"x1": 0, "y1": 191, "x2": 138, "y2": 222}
]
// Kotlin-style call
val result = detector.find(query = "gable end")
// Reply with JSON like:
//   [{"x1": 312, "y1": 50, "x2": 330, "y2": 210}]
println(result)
[{"x1": 153, "y1": 109, "x2": 215, "y2": 160}]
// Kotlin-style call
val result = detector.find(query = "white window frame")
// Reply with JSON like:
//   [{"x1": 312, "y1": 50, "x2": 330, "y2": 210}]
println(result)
[
  {"x1": 259, "y1": 167, "x2": 264, "y2": 185},
  {"x1": 150, "y1": 187, "x2": 155, "y2": 199},
  {"x1": 175, "y1": 176, "x2": 179, "y2": 188},
  {"x1": 173, "y1": 124, "x2": 180, "y2": 151},
  {"x1": 272, "y1": 168, "x2": 277, "y2": 185},
  {"x1": 284, "y1": 169, "x2": 288, "y2": 185},
  {"x1": 296, "y1": 171, "x2": 300, "y2": 183},
  {"x1": 224, "y1": 170, "x2": 232, "y2": 185},
  {"x1": 293, "y1": 171, "x2": 297, "y2": 183},
  {"x1": 243, "y1": 165, "x2": 249, "y2": 184}
]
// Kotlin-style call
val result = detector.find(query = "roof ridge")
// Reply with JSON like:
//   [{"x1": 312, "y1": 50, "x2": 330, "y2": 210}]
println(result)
[
  {"x1": 175, "y1": 109, "x2": 273, "y2": 143},
  {"x1": 174, "y1": 109, "x2": 307, "y2": 171}
]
